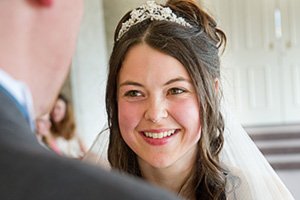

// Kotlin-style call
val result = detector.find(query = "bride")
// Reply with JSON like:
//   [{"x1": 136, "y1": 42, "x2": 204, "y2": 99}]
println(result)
[{"x1": 84, "y1": 0, "x2": 294, "y2": 199}]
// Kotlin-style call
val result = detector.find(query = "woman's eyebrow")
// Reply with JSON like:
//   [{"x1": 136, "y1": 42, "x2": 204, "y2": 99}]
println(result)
[
  {"x1": 119, "y1": 77, "x2": 192, "y2": 88},
  {"x1": 164, "y1": 77, "x2": 192, "y2": 86},
  {"x1": 118, "y1": 80, "x2": 144, "y2": 88}
]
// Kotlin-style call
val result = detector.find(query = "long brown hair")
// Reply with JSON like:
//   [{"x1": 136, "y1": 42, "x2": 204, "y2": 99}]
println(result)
[
  {"x1": 50, "y1": 94, "x2": 76, "y2": 140},
  {"x1": 107, "y1": 0, "x2": 227, "y2": 199}
]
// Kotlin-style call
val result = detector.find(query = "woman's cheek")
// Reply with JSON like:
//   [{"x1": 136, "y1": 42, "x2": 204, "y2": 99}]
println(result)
[
  {"x1": 118, "y1": 101, "x2": 142, "y2": 132},
  {"x1": 170, "y1": 98, "x2": 201, "y2": 130}
]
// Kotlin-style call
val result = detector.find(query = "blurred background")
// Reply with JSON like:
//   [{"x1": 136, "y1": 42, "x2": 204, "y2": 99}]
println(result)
[{"x1": 61, "y1": 0, "x2": 300, "y2": 197}]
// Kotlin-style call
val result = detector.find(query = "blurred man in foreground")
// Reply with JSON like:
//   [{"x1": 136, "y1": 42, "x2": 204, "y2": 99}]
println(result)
[{"x1": 0, "y1": 1, "x2": 179, "y2": 199}]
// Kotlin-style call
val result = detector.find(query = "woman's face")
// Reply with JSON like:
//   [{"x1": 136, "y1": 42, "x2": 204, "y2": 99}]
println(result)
[
  {"x1": 51, "y1": 99, "x2": 66, "y2": 123},
  {"x1": 36, "y1": 114, "x2": 51, "y2": 136},
  {"x1": 117, "y1": 43, "x2": 201, "y2": 169}
]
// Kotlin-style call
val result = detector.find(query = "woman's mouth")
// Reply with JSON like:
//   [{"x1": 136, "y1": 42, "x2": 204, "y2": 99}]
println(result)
[
  {"x1": 139, "y1": 129, "x2": 179, "y2": 146},
  {"x1": 143, "y1": 130, "x2": 176, "y2": 139}
]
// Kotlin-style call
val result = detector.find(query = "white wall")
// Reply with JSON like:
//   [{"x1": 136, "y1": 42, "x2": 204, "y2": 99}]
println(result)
[{"x1": 71, "y1": 0, "x2": 108, "y2": 149}]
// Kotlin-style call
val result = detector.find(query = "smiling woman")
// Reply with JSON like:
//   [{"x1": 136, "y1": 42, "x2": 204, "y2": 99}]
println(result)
[
  {"x1": 104, "y1": 1, "x2": 227, "y2": 198},
  {"x1": 84, "y1": 0, "x2": 294, "y2": 199},
  {"x1": 117, "y1": 43, "x2": 201, "y2": 171}
]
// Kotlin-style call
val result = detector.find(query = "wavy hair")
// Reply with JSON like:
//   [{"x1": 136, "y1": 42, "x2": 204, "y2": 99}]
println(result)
[
  {"x1": 50, "y1": 94, "x2": 76, "y2": 140},
  {"x1": 107, "y1": 0, "x2": 227, "y2": 199}
]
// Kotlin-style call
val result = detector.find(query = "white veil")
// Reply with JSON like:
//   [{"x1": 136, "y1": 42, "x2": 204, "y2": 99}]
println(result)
[
  {"x1": 219, "y1": 105, "x2": 294, "y2": 199},
  {"x1": 83, "y1": 104, "x2": 294, "y2": 199},
  {"x1": 83, "y1": 123, "x2": 110, "y2": 170}
]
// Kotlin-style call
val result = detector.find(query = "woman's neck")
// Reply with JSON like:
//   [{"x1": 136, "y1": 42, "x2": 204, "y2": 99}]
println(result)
[{"x1": 138, "y1": 147, "x2": 198, "y2": 199}]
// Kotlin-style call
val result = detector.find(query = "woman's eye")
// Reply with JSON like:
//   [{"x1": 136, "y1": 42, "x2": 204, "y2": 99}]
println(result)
[
  {"x1": 168, "y1": 88, "x2": 185, "y2": 95},
  {"x1": 125, "y1": 90, "x2": 142, "y2": 97}
]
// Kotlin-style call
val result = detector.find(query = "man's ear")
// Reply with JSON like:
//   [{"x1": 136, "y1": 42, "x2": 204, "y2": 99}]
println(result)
[{"x1": 37, "y1": 0, "x2": 53, "y2": 7}]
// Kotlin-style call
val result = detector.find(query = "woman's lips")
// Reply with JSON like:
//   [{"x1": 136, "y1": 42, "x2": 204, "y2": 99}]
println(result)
[{"x1": 139, "y1": 129, "x2": 180, "y2": 146}]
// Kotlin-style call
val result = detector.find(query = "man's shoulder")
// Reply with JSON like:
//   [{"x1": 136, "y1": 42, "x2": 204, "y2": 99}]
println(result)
[{"x1": 0, "y1": 141, "x2": 179, "y2": 200}]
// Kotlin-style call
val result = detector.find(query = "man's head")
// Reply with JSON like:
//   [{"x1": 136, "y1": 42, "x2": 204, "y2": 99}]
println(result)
[{"x1": 0, "y1": 0, "x2": 84, "y2": 117}]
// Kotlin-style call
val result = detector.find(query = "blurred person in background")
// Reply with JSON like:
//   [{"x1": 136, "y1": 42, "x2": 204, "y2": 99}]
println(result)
[
  {"x1": 36, "y1": 113, "x2": 62, "y2": 155},
  {"x1": 50, "y1": 94, "x2": 86, "y2": 159},
  {"x1": 35, "y1": 113, "x2": 51, "y2": 145}
]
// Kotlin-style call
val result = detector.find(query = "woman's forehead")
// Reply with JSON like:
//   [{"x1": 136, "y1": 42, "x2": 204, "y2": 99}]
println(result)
[{"x1": 119, "y1": 44, "x2": 191, "y2": 82}]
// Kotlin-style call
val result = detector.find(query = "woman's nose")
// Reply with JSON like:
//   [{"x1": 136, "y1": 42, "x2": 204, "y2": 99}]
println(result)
[{"x1": 144, "y1": 97, "x2": 168, "y2": 123}]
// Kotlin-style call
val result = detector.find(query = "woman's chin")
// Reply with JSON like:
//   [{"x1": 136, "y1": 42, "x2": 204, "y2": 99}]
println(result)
[{"x1": 140, "y1": 156, "x2": 175, "y2": 170}]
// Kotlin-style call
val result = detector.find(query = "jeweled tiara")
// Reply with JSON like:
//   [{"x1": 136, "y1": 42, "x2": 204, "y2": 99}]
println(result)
[{"x1": 116, "y1": 1, "x2": 192, "y2": 41}]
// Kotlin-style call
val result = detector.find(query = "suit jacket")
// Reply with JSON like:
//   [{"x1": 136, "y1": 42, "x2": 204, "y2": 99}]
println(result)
[{"x1": 0, "y1": 89, "x2": 179, "y2": 200}]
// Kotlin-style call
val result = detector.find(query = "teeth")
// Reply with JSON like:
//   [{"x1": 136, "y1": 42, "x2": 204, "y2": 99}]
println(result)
[
  {"x1": 163, "y1": 132, "x2": 168, "y2": 137},
  {"x1": 144, "y1": 130, "x2": 176, "y2": 139},
  {"x1": 157, "y1": 133, "x2": 163, "y2": 139}
]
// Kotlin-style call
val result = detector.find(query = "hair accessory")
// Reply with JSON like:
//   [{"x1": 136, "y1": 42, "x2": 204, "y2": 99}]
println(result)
[{"x1": 117, "y1": 1, "x2": 192, "y2": 41}]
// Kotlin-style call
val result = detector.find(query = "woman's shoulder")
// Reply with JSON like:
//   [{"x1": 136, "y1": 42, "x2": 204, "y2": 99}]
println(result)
[{"x1": 224, "y1": 164, "x2": 254, "y2": 200}]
